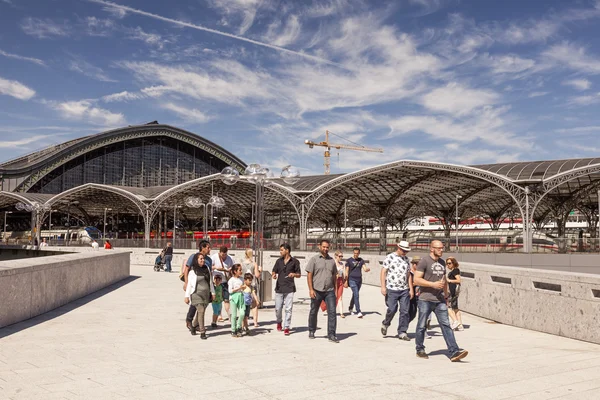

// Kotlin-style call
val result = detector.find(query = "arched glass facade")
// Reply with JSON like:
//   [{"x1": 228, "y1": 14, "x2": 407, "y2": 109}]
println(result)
[{"x1": 29, "y1": 136, "x2": 229, "y2": 193}]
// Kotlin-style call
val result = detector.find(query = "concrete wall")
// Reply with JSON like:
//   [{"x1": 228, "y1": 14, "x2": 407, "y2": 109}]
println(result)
[
  {"x1": 0, "y1": 250, "x2": 130, "y2": 328},
  {"x1": 457, "y1": 262, "x2": 600, "y2": 344}
]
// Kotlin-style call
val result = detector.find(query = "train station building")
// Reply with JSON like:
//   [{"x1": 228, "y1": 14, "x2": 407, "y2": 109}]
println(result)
[{"x1": 1, "y1": 122, "x2": 599, "y2": 252}]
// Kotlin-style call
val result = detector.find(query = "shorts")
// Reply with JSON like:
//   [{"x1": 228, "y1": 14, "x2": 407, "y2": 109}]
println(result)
[
  {"x1": 244, "y1": 305, "x2": 251, "y2": 318},
  {"x1": 221, "y1": 282, "x2": 230, "y2": 301},
  {"x1": 212, "y1": 302, "x2": 222, "y2": 315},
  {"x1": 449, "y1": 294, "x2": 459, "y2": 310}
]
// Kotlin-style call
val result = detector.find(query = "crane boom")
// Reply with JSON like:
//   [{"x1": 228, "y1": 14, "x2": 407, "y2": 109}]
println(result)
[{"x1": 304, "y1": 130, "x2": 383, "y2": 174}]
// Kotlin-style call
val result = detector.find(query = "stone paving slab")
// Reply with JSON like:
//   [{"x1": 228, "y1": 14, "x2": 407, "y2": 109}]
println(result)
[{"x1": 1, "y1": 265, "x2": 599, "y2": 400}]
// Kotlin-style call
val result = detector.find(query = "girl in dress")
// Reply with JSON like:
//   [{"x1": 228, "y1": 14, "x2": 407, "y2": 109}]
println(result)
[{"x1": 228, "y1": 264, "x2": 246, "y2": 337}]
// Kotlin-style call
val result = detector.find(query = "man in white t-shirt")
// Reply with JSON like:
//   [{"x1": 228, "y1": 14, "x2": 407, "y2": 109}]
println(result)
[{"x1": 210, "y1": 246, "x2": 234, "y2": 321}]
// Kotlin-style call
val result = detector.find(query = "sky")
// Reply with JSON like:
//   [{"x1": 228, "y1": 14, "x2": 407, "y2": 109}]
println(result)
[{"x1": 1, "y1": 0, "x2": 600, "y2": 176}]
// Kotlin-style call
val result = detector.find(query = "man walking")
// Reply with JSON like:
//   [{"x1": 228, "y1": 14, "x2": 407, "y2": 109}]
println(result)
[
  {"x1": 380, "y1": 240, "x2": 413, "y2": 340},
  {"x1": 211, "y1": 246, "x2": 234, "y2": 322},
  {"x1": 306, "y1": 239, "x2": 339, "y2": 343},
  {"x1": 183, "y1": 240, "x2": 212, "y2": 331},
  {"x1": 271, "y1": 243, "x2": 301, "y2": 336},
  {"x1": 345, "y1": 247, "x2": 370, "y2": 318},
  {"x1": 413, "y1": 240, "x2": 468, "y2": 362}
]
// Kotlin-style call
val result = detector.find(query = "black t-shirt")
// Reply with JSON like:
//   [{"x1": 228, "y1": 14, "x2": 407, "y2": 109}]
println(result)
[
  {"x1": 346, "y1": 257, "x2": 365, "y2": 281},
  {"x1": 272, "y1": 256, "x2": 301, "y2": 294},
  {"x1": 448, "y1": 268, "x2": 460, "y2": 296},
  {"x1": 164, "y1": 246, "x2": 173, "y2": 256}
]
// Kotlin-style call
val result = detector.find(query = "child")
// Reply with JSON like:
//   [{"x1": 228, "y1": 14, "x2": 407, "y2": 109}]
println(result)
[
  {"x1": 211, "y1": 275, "x2": 224, "y2": 328},
  {"x1": 242, "y1": 273, "x2": 259, "y2": 334},
  {"x1": 228, "y1": 264, "x2": 246, "y2": 337}
]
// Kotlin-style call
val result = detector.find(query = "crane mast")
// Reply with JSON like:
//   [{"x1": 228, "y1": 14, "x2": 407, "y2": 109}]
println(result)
[{"x1": 304, "y1": 130, "x2": 384, "y2": 174}]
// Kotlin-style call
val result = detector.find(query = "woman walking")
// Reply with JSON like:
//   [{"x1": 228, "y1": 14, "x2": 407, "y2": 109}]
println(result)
[
  {"x1": 321, "y1": 250, "x2": 346, "y2": 318},
  {"x1": 446, "y1": 257, "x2": 464, "y2": 331},
  {"x1": 241, "y1": 248, "x2": 261, "y2": 327},
  {"x1": 184, "y1": 253, "x2": 215, "y2": 339}
]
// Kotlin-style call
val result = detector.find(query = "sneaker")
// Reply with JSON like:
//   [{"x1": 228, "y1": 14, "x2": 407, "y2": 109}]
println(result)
[
  {"x1": 328, "y1": 335, "x2": 339, "y2": 343},
  {"x1": 416, "y1": 351, "x2": 429, "y2": 359},
  {"x1": 399, "y1": 333, "x2": 410, "y2": 341},
  {"x1": 284, "y1": 328, "x2": 290, "y2": 336},
  {"x1": 236, "y1": 330, "x2": 243, "y2": 338},
  {"x1": 457, "y1": 324, "x2": 464, "y2": 331},
  {"x1": 357, "y1": 312, "x2": 363, "y2": 318},
  {"x1": 190, "y1": 326, "x2": 197, "y2": 336},
  {"x1": 308, "y1": 331, "x2": 315, "y2": 339},
  {"x1": 451, "y1": 321, "x2": 459, "y2": 330},
  {"x1": 381, "y1": 324, "x2": 388, "y2": 336},
  {"x1": 450, "y1": 349, "x2": 468, "y2": 362},
  {"x1": 231, "y1": 332, "x2": 238, "y2": 338},
  {"x1": 210, "y1": 323, "x2": 217, "y2": 328},
  {"x1": 200, "y1": 332, "x2": 207, "y2": 340},
  {"x1": 425, "y1": 332, "x2": 432, "y2": 339},
  {"x1": 276, "y1": 323, "x2": 283, "y2": 332},
  {"x1": 244, "y1": 326, "x2": 250, "y2": 334}
]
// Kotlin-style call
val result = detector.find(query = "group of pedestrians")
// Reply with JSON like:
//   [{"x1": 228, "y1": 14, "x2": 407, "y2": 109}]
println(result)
[{"x1": 178, "y1": 238, "x2": 468, "y2": 361}]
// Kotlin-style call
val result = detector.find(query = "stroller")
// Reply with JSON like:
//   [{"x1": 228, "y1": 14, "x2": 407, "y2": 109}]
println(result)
[{"x1": 154, "y1": 252, "x2": 165, "y2": 272}]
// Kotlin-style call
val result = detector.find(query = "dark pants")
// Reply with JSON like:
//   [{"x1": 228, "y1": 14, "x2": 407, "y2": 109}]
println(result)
[
  {"x1": 348, "y1": 279, "x2": 362, "y2": 313},
  {"x1": 309, "y1": 290, "x2": 336, "y2": 336},
  {"x1": 221, "y1": 282, "x2": 230, "y2": 301},
  {"x1": 164, "y1": 255, "x2": 172, "y2": 272},
  {"x1": 415, "y1": 300, "x2": 459, "y2": 355},
  {"x1": 382, "y1": 289, "x2": 410, "y2": 335},
  {"x1": 409, "y1": 295, "x2": 418, "y2": 323},
  {"x1": 186, "y1": 304, "x2": 196, "y2": 323}
]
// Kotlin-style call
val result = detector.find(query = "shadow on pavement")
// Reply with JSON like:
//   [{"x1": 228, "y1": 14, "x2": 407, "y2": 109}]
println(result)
[{"x1": 0, "y1": 275, "x2": 141, "y2": 339}]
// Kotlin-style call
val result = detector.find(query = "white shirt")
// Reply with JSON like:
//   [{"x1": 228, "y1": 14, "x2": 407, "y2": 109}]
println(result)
[
  {"x1": 383, "y1": 252, "x2": 410, "y2": 291},
  {"x1": 211, "y1": 254, "x2": 234, "y2": 282},
  {"x1": 91, "y1": 242, "x2": 99, "y2": 250},
  {"x1": 228, "y1": 276, "x2": 243, "y2": 294}
]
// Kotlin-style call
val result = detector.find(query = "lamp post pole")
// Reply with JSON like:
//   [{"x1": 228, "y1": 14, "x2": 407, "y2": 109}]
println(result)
[
  {"x1": 455, "y1": 194, "x2": 462, "y2": 252},
  {"x1": 103, "y1": 207, "x2": 112, "y2": 239},
  {"x1": 343, "y1": 199, "x2": 348, "y2": 249}
]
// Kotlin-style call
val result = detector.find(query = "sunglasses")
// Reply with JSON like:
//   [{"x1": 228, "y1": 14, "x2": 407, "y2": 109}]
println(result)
[{"x1": 447, "y1": 261, "x2": 453, "y2": 265}]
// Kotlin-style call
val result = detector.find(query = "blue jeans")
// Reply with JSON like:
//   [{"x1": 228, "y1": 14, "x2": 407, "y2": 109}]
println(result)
[
  {"x1": 309, "y1": 290, "x2": 336, "y2": 336},
  {"x1": 348, "y1": 279, "x2": 362, "y2": 313},
  {"x1": 164, "y1": 255, "x2": 172, "y2": 272},
  {"x1": 382, "y1": 289, "x2": 410, "y2": 335},
  {"x1": 415, "y1": 300, "x2": 459, "y2": 355}
]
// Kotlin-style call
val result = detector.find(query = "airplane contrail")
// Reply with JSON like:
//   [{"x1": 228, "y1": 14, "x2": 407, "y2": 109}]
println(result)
[{"x1": 87, "y1": 0, "x2": 345, "y2": 68}]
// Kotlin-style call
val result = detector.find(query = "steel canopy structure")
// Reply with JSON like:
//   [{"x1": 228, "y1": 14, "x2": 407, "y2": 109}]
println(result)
[{"x1": 0, "y1": 123, "x2": 599, "y2": 252}]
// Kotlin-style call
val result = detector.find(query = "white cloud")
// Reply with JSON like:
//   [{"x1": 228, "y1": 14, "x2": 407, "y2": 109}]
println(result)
[
  {"x1": 102, "y1": 5, "x2": 127, "y2": 18},
  {"x1": 0, "y1": 76, "x2": 36, "y2": 100},
  {"x1": 420, "y1": 83, "x2": 499, "y2": 116},
  {"x1": 528, "y1": 91, "x2": 549, "y2": 98},
  {"x1": 555, "y1": 126, "x2": 600, "y2": 134},
  {"x1": 388, "y1": 106, "x2": 526, "y2": 149},
  {"x1": 69, "y1": 59, "x2": 117, "y2": 82},
  {"x1": 304, "y1": 0, "x2": 352, "y2": 18},
  {"x1": 487, "y1": 54, "x2": 535, "y2": 74},
  {"x1": 126, "y1": 27, "x2": 170, "y2": 49},
  {"x1": 268, "y1": 15, "x2": 301, "y2": 47},
  {"x1": 101, "y1": 91, "x2": 144, "y2": 102},
  {"x1": 562, "y1": 78, "x2": 591, "y2": 91},
  {"x1": 206, "y1": 0, "x2": 262, "y2": 34},
  {"x1": 0, "y1": 49, "x2": 45, "y2": 66},
  {"x1": 83, "y1": 16, "x2": 115, "y2": 36},
  {"x1": 51, "y1": 100, "x2": 125, "y2": 125},
  {"x1": 543, "y1": 43, "x2": 600, "y2": 74},
  {"x1": 567, "y1": 93, "x2": 600, "y2": 106},
  {"x1": 162, "y1": 103, "x2": 211, "y2": 123},
  {"x1": 20, "y1": 17, "x2": 69, "y2": 38},
  {"x1": 0, "y1": 135, "x2": 48, "y2": 148}
]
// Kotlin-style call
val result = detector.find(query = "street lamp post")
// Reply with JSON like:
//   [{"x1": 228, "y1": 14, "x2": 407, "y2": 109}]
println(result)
[
  {"x1": 3, "y1": 211, "x2": 12, "y2": 242},
  {"x1": 221, "y1": 164, "x2": 300, "y2": 303},
  {"x1": 343, "y1": 199, "x2": 349, "y2": 249},
  {"x1": 455, "y1": 194, "x2": 462, "y2": 252},
  {"x1": 103, "y1": 207, "x2": 112, "y2": 239},
  {"x1": 64, "y1": 201, "x2": 79, "y2": 246}
]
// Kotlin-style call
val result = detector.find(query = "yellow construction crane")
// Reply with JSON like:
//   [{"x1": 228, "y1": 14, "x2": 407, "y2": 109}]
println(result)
[{"x1": 304, "y1": 130, "x2": 384, "y2": 175}]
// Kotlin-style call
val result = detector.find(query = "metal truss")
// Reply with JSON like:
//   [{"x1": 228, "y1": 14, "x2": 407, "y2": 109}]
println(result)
[{"x1": 16, "y1": 128, "x2": 247, "y2": 193}]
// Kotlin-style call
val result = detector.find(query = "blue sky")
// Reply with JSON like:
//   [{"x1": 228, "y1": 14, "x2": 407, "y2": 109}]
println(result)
[{"x1": 1, "y1": 0, "x2": 600, "y2": 176}]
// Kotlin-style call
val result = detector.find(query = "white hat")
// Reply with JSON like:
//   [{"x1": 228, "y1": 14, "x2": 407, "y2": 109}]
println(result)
[{"x1": 397, "y1": 240, "x2": 411, "y2": 252}]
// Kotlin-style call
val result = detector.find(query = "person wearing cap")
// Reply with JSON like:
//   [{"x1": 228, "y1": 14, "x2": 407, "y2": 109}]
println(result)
[
  {"x1": 380, "y1": 240, "x2": 414, "y2": 341},
  {"x1": 413, "y1": 240, "x2": 468, "y2": 362}
]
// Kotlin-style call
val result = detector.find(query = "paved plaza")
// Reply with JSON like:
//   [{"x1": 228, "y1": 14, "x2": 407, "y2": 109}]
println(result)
[{"x1": 1, "y1": 264, "x2": 600, "y2": 400}]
